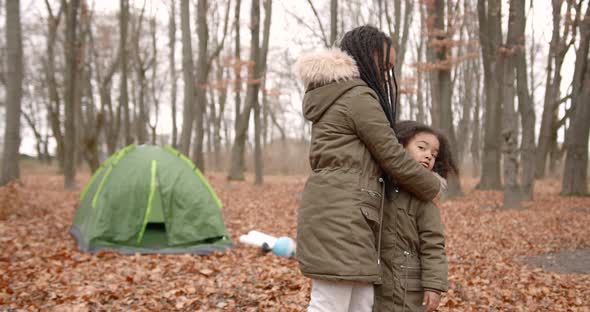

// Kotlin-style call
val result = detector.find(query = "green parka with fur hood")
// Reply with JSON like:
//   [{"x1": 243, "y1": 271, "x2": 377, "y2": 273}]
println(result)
[{"x1": 295, "y1": 48, "x2": 441, "y2": 283}]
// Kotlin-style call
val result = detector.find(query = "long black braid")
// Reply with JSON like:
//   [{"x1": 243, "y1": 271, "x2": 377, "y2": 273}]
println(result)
[
  {"x1": 339, "y1": 25, "x2": 398, "y2": 128},
  {"x1": 339, "y1": 25, "x2": 400, "y2": 197}
]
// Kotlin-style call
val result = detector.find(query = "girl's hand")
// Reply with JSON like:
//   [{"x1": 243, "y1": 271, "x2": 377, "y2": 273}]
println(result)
[
  {"x1": 433, "y1": 172, "x2": 447, "y2": 199},
  {"x1": 422, "y1": 291, "x2": 441, "y2": 312}
]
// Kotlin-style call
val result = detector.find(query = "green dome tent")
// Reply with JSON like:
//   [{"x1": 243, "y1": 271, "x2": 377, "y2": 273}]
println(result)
[{"x1": 70, "y1": 145, "x2": 233, "y2": 254}]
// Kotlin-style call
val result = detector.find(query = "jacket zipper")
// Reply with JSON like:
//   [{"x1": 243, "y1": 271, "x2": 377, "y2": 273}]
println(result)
[
  {"x1": 402, "y1": 251, "x2": 410, "y2": 312},
  {"x1": 376, "y1": 178, "x2": 385, "y2": 266}
]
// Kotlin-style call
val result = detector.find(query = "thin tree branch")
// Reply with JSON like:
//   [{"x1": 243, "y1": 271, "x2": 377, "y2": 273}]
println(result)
[
  {"x1": 552, "y1": 93, "x2": 572, "y2": 110},
  {"x1": 305, "y1": 0, "x2": 329, "y2": 47},
  {"x1": 283, "y1": 7, "x2": 328, "y2": 47},
  {"x1": 207, "y1": 0, "x2": 232, "y2": 69},
  {"x1": 554, "y1": 106, "x2": 574, "y2": 129}
]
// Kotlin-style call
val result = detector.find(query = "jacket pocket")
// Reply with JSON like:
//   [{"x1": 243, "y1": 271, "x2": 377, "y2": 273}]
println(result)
[
  {"x1": 398, "y1": 255, "x2": 423, "y2": 291},
  {"x1": 360, "y1": 187, "x2": 382, "y2": 210},
  {"x1": 360, "y1": 206, "x2": 380, "y2": 243},
  {"x1": 400, "y1": 278, "x2": 423, "y2": 291}
]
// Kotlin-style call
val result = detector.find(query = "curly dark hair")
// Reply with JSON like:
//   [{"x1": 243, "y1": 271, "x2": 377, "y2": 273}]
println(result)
[
  {"x1": 339, "y1": 25, "x2": 397, "y2": 128},
  {"x1": 394, "y1": 120, "x2": 459, "y2": 179}
]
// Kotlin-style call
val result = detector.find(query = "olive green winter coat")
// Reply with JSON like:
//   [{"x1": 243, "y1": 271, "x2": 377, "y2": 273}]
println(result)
[
  {"x1": 294, "y1": 48, "x2": 441, "y2": 283},
  {"x1": 374, "y1": 189, "x2": 448, "y2": 311}
]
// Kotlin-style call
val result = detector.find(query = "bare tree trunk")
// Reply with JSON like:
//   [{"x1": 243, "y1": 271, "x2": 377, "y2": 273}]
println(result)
[
  {"x1": 192, "y1": 0, "x2": 209, "y2": 170},
  {"x1": 1, "y1": 0, "x2": 23, "y2": 186},
  {"x1": 562, "y1": 3, "x2": 590, "y2": 196},
  {"x1": 423, "y1": 2, "x2": 440, "y2": 128},
  {"x1": 43, "y1": 1, "x2": 65, "y2": 170},
  {"x1": 169, "y1": 0, "x2": 178, "y2": 148},
  {"x1": 192, "y1": 0, "x2": 232, "y2": 170},
  {"x1": 261, "y1": 77, "x2": 268, "y2": 146},
  {"x1": 78, "y1": 4, "x2": 102, "y2": 173},
  {"x1": 214, "y1": 59, "x2": 228, "y2": 170},
  {"x1": 206, "y1": 98, "x2": 213, "y2": 154},
  {"x1": 62, "y1": 0, "x2": 80, "y2": 190},
  {"x1": 148, "y1": 18, "x2": 160, "y2": 146},
  {"x1": 21, "y1": 99, "x2": 45, "y2": 163},
  {"x1": 426, "y1": 0, "x2": 462, "y2": 198},
  {"x1": 416, "y1": 71, "x2": 425, "y2": 124},
  {"x1": 253, "y1": 0, "x2": 272, "y2": 185},
  {"x1": 476, "y1": 0, "x2": 503, "y2": 190},
  {"x1": 456, "y1": 0, "x2": 476, "y2": 167},
  {"x1": 228, "y1": 0, "x2": 261, "y2": 181},
  {"x1": 385, "y1": 0, "x2": 413, "y2": 119},
  {"x1": 514, "y1": 0, "x2": 535, "y2": 200},
  {"x1": 471, "y1": 58, "x2": 482, "y2": 177},
  {"x1": 119, "y1": 0, "x2": 131, "y2": 146},
  {"x1": 81, "y1": 63, "x2": 102, "y2": 173},
  {"x1": 537, "y1": 0, "x2": 571, "y2": 178},
  {"x1": 179, "y1": 0, "x2": 195, "y2": 156},
  {"x1": 269, "y1": 104, "x2": 286, "y2": 141},
  {"x1": 89, "y1": 14, "x2": 120, "y2": 157},
  {"x1": 457, "y1": 59, "x2": 473, "y2": 167},
  {"x1": 134, "y1": 71, "x2": 148, "y2": 144},
  {"x1": 233, "y1": 0, "x2": 242, "y2": 148},
  {"x1": 330, "y1": 0, "x2": 337, "y2": 45},
  {"x1": 132, "y1": 4, "x2": 149, "y2": 144},
  {"x1": 500, "y1": 0, "x2": 521, "y2": 209},
  {"x1": 415, "y1": 9, "x2": 426, "y2": 124}
]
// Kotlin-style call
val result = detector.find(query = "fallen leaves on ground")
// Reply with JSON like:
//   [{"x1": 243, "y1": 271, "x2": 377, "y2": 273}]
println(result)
[{"x1": 0, "y1": 174, "x2": 588, "y2": 311}]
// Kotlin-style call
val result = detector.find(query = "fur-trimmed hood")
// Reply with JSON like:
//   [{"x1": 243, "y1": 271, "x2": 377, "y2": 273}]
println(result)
[
  {"x1": 294, "y1": 48, "x2": 359, "y2": 88},
  {"x1": 295, "y1": 49, "x2": 365, "y2": 123}
]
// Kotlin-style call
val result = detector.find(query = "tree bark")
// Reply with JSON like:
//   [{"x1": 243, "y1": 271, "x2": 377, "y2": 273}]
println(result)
[
  {"x1": 214, "y1": 62, "x2": 228, "y2": 169},
  {"x1": 471, "y1": 58, "x2": 482, "y2": 177},
  {"x1": 501, "y1": 0, "x2": 521, "y2": 209},
  {"x1": 119, "y1": 0, "x2": 131, "y2": 146},
  {"x1": 426, "y1": 0, "x2": 462, "y2": 198},
  {"x1": 1, "y1": 0, "x2": 23, "y2": 186},
  {"x1": 169, "y1": 0, "x2": 178, "y2": 148},
  {"x1": 21, "y1": 100, "x2": 46, "y2": 163},
  {"x1": 385, "y1": 0, "x2": 413, "y2": 119},
  {"x1": 330, "y1": 0, "x2": 337, "y2": 45},
  {"x1": 62, "y1": 0, "x2": 80, "y2": 190},
  {"x1": 537, "y1": 0, "x2": 571, "y2": 178},
  {"x1": 561, "y1": 3, "x2": 590, "y2": 196},
  {"x1": 179, "y1": 0, "x2": 196, "y2": 156},
  {"x1": 514, "y1": 0, "x2": 535, "y2": 200},
  {"x1": 192, "y1": 0, "x2": 209, "y2": 170},
  {"x1": 43, "y1": 0, "x2": 65, "y2": 170},
  {"x1": 148, "y1": 18, "x2": 160, "y2": 146},
  {"x1": 415, "y1": 8, "x2": 426, "y2": 124},
  {"x1": 90, "y1": 15, "x2": 121, "y2": 157},
  {"x1": 476, "y1": 0, "x2": 503, "y2": 190},
  {"x1": 78, "y1": 4, "x2": 102, "y2": 173},
  {"x1": 423, "y1": 2, "x2": 440, "y2": 128},
  {"x1": 457, "y1": 59, "x2": 473, "y2": 167},
  {"x1": 132, "y1": 4, "x2": 149, "y2": 145},
  {"x1": 253, "y1": 0, "x2": 272, "y2": 185},
  {"x1": 233, "y1": 0, "x2": 242, "y2": 149},
  {"x1": 228, "y1": 0, "x2": 262, "y2": 181},
  {"x1": 81, "y1": 62, "x2": 102, "y2": 173}
]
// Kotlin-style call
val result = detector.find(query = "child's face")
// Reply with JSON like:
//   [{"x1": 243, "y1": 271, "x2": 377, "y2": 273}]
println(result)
[{"x1": 406, "y1": 132, "x2": 440, "y2": 171}]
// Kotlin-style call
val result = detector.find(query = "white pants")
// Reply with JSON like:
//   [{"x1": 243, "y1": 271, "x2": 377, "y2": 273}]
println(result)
[{"x1": 307, "y1": 279, "x2": 374, "y2": 312}]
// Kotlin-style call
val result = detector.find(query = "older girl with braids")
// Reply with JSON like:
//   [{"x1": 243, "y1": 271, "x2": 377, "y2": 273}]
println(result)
[{"x1": 294, "y1": 25, "x2": 446, "y2": 311}]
